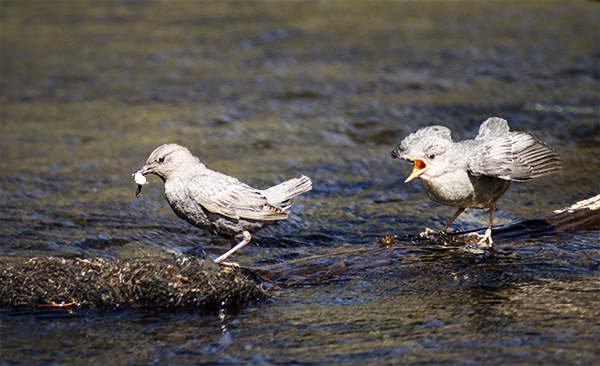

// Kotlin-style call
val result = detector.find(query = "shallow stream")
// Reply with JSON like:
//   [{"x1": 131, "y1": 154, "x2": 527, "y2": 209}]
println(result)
[{"x1": 1, "y1": 2, "x2": 599, "y2": 365}]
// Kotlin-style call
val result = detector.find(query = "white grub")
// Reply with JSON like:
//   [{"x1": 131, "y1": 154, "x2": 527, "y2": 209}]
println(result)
[{"x1": 132, "y1": 171, "x2": 148, "y2": 185}]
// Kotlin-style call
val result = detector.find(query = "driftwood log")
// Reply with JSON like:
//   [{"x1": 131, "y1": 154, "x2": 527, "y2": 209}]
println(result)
[
  {"x1": 494, "y1": 194, "x2": 600, "y2": 237},
  {"x1": 258, "y1": 194, "x2": 600, "y2": 288},
  {"x1": 1, "y1": 195, "x2": 598, "y2": 311}
]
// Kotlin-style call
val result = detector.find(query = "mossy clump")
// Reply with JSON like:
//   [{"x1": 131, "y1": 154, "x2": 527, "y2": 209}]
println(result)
[{"x1": 0, "y1": 254, "x2": 268, "y2": 313}]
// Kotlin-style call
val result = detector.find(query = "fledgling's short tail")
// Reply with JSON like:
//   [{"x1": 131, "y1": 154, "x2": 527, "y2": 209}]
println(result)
[{"x1": 262, "y1": 175, "x2": 312, "y2": 209}]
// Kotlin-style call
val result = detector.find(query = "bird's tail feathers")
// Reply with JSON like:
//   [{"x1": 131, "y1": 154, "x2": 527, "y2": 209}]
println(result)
[{"x1": 262, "y1": 175, "x2": 312, "y2": 209}]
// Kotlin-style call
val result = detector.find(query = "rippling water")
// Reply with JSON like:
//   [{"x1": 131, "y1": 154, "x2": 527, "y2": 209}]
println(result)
[{"x1": 1, "y1": 2, "x2": 599, "y2": 365}]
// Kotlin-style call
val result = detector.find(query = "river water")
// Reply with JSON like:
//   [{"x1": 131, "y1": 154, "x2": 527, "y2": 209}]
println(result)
[{"x1": 1, "y1": 2, "x2": 599, "y2": 365}]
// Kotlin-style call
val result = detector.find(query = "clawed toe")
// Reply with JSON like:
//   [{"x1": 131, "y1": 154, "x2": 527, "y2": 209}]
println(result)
[
  {"x1": 477, "y1": 237, "x2": 493, "y2": 248},
  {"x1": 218, "y1": 261, "x2": 240, "y2": 268},
  {"x1": 419, "y1": 228, "x2": 436, "y2": 237},
  {"x1": 467, "y1": 232, "x2": 493, "y2": 248}
]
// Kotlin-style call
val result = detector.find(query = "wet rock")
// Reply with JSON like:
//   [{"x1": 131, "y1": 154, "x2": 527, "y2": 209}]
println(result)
[{"x1": 0, "y1": 255, "x2": 267, "y2": 313}]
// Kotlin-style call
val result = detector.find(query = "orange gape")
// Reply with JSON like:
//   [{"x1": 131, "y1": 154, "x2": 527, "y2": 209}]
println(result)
[{"x1": 403, "y1": 157, "x2": 428, "y2": 183}]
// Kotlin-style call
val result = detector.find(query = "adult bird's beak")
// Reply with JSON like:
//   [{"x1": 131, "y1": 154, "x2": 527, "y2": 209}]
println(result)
[{"x1": 401, "y1": 156, "x2": 429, "y2": 183}]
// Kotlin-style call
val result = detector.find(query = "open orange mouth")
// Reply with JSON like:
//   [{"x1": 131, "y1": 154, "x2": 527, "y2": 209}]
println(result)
[{"x1": 402, "y1": 156, "x2": 429, "y2": 183}]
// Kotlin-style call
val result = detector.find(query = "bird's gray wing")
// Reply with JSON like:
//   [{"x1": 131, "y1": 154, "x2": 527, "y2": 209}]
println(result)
[
  {"x1": 468, "y1": 132, "x2": 563, "y2": 181},
  {"x1": 186, "y1": 174, "x2": 288, "y2": 220}
]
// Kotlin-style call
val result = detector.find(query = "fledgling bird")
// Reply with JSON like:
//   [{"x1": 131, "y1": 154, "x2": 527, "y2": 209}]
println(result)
[
  {"x1": 391, "y1": 117, "x2": 563, "y2": 247},
  {"x1": 133, "y1": 144, "x2": 312, "y2": 263}
]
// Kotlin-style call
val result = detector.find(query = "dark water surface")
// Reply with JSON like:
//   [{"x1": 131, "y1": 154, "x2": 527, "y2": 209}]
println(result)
[{"x1": 1, "y1": 2, "x2": 599, "y2": 365}]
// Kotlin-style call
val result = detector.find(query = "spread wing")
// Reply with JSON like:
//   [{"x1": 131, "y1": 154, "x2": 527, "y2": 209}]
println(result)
[
  {"x1": 474, "y1": 117, "x2": 510, "y2": 141},
  {"x1": 186, "y1": 174, "x2": 288, "y2": 220},
  {"x1": 468, "y1": 132, "x2": 563, "y2": 181}
]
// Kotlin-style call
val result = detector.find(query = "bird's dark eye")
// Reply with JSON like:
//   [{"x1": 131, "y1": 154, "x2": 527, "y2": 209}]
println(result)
[
  {"x1": 158, "y1": 156, "x2": 165, "y2": 163},
  {"x1": 428, "y1": 154, "x2": 435, "y2": 160}
]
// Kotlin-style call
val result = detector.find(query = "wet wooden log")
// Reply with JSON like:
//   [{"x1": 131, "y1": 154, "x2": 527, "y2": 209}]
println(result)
[
  {"x1": 258, "y1": 195, "x2": 600, "y2": 288},
  {"x1": 493, "y1": 194, "x2": 600, "y2": 238}
]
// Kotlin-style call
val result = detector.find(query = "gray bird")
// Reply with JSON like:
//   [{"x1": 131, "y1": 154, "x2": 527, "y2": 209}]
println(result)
[
  {"x1": 391, "y1": 117, "x2": 563, "y2": 246},
  {"x1": 133, "y1": 144, "x2": 312, "y2": 263}
]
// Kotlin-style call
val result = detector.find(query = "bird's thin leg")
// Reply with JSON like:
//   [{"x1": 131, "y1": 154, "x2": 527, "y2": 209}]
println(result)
[
  {"x1": 215, "y1": 231, "x2": 252, "y2": 264},
  {"x1": 420, "y1": 207, "x2": 465, "y2": 237},
  {"x1": 442, "y1": 207, "x2": 466, "y2": 232},
  {"x1": 477, "y1": 204, "x2": 495, "y2": 247}
]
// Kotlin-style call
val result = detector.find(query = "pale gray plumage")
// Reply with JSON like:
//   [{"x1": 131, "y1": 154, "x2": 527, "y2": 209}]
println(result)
[
  {"x1": 135, "y1": 144, "x2": 312, "y2": 262},
  {"x1": 469, "y1": 132, "x2": 563, "y2": 181},
  {"x1": 391, "y1": 117, "x2": 563, "y2": 246}
]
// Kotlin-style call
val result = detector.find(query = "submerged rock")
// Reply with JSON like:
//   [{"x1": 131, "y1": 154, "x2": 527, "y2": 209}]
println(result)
[{"x1": 0, "y1": 254, "x2": 267, "y2": 313}]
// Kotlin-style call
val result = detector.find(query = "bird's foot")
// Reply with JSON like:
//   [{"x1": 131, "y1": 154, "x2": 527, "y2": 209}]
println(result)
[
  {"x1": 218, "y1": 261, "x2": 240, "y2": 268},
  {"x1": 419, "y1": 228, "x2": 437, "y2": 237},
  {"x1": 466, "y1": 230, "x2": 493, "y2": 248}
]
